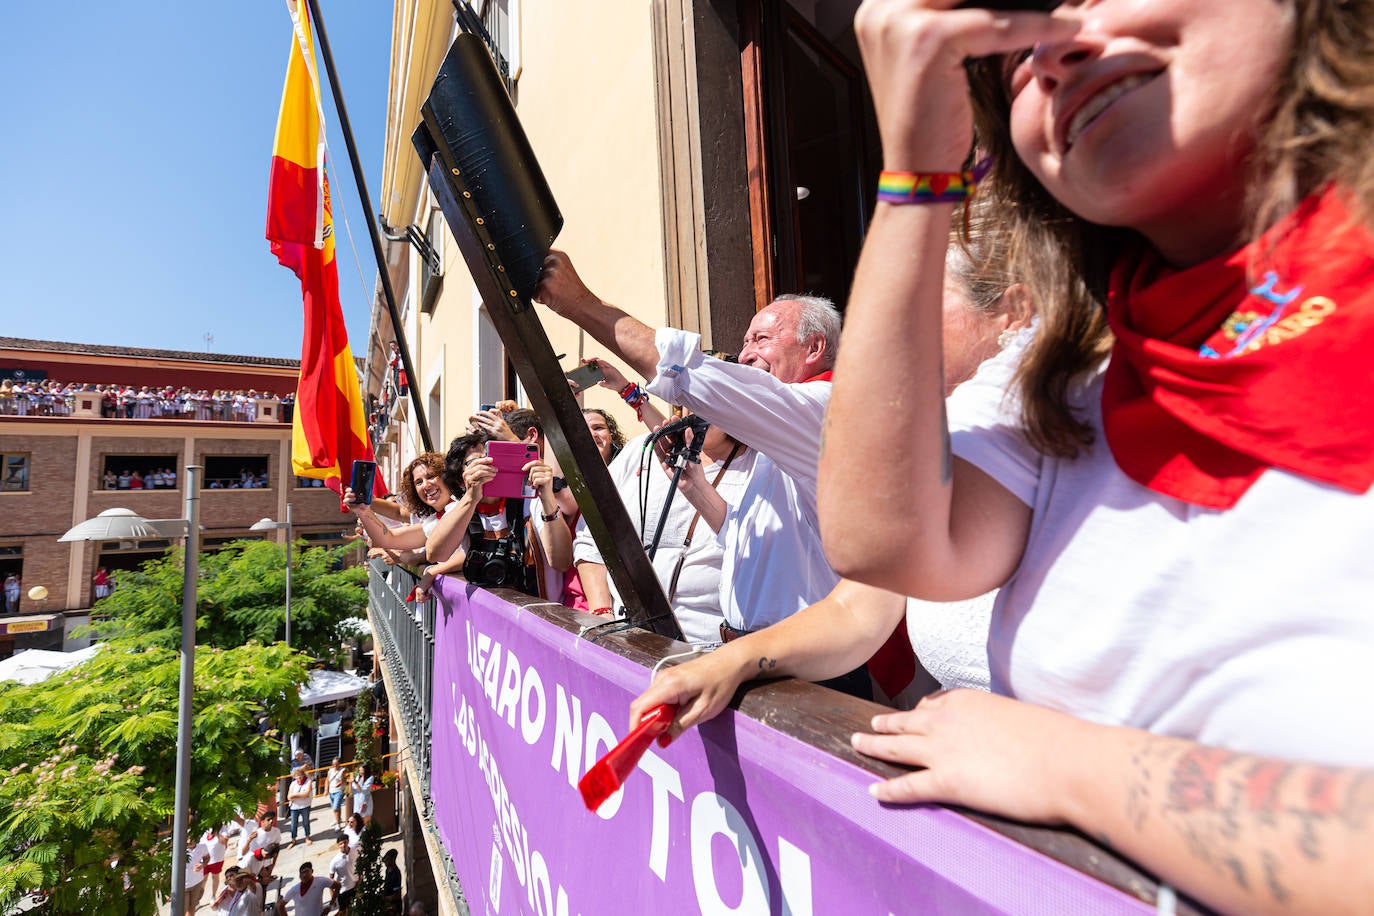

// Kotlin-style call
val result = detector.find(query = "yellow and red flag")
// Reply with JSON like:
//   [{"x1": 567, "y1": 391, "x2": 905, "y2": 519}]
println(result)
[{"x1": 267, "y1": 0, "x2": 382, "y2": 499}]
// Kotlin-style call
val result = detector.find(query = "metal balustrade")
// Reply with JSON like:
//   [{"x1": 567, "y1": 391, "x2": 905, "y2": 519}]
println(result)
[{"x1": 367, "y1": 559, "x2": 468, "y2": 910}]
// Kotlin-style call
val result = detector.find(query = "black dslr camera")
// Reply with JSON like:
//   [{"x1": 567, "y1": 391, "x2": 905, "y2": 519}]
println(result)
[{"x1": 463, "y1": 537, "x2": 526, "y2": 589}]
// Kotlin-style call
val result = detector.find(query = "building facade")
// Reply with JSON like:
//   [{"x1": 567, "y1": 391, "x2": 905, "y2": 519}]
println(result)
[{"x1": 0, "y1": 337, "x2": 354, "y2": 655}]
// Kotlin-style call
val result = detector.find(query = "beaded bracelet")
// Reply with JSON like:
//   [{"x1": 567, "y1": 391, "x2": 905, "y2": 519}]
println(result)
[
  {"x1": 877, "y1": 159, "x2": 992, "y2": 205},
  {"x1": 620, "y1": 382, "x2": 650, "y2": 421}
]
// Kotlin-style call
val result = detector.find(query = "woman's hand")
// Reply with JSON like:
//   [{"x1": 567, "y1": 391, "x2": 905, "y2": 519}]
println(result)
[
  {"x1": 850, "y1": 688, "x2": 1088, "y2": 824},
  {"x1": 628, "y1": 646, "x2": 756, "y2": 747},
  {"x1": 853, "y1": 0, "x2": 1078, "y2": 170},
  {"x1": 342, "y1": 487, "x2": 369, "y2": 517},
  {"x1": 462, "y1": 456, "x2": 497, "y2": 498},
  {"x1": 413, "y1": 567, "x2": 437, "y2": 602},
  {"x1": 524, "y1": 459, "x2": 554, "y2": 496}
]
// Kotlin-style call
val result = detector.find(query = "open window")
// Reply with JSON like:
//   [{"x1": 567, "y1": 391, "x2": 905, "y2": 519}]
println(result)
[
  {"x1": 202, "y1": 455, "x2": 271, "y2": 490},
  {"x1": 100, "y1": 454, "x2": 178, "y2": 491}
]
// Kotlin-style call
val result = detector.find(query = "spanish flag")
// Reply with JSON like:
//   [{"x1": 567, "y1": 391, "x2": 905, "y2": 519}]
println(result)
[{"x1": 267, "y1": 0, "x2": 382, "y2": 499}]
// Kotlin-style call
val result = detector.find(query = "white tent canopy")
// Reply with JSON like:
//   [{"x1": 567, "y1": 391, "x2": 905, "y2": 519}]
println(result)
[
  {"x1": 0, "y1": 645, "x2": 104, "y2": 686},
  {"x1": 299, "y1": 668, "x2": 368, "y2": 707}
]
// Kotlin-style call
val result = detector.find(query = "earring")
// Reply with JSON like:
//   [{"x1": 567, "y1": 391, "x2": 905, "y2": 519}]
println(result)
[{"x1": 997, "y1": 328, "x2": 1018, "y2": 349}]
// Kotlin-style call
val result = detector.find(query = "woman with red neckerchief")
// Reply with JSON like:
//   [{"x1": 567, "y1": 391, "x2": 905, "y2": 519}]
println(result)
[{"x1": 635, "y1": 1, "x2": 1374, "y2": 912}]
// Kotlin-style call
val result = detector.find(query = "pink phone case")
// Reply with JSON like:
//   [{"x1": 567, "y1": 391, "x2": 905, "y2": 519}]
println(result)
[{"x1": 484, "y1": 441, "x2": 539, "y2": 499}]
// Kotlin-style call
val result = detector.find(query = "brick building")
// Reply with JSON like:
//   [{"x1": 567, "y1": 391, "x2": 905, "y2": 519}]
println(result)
[{"x1": 0, "y1": 338, "x2": 357, "y2": 656}]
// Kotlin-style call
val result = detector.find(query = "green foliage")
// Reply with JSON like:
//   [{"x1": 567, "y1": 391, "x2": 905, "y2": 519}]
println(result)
[
  {"x1": 0, "y1": 639, "x2": 311, "y2": 913},
  {"x1": 351, "y1": 823, "x2": 389, "y2": 916},
  {"x1": 353, "y1": 686, "x2": 383, "y2": 778},
  {"x1": 93, "y1": 539, "x2": 367, "y2": 660}
]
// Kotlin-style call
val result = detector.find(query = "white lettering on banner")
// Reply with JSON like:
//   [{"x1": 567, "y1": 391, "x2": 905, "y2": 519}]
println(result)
[
  {"x1": 551, "y1": 685, "x2": 583, "y2": 788},
  {"x1": 778, "y1": 837, "x2": 813, "y2": 916},
  {"x1": 520, "y1": 666, "x2": 547, "y2": 746},
  {"x1": 458, "y1": 621, "x2": 815, "y2": 914},
  {"x1": 691, "y1": 791, "x2": 769, "y2": 914},
  {"x1": 638, "y1": 749, "x2": 684, "y2": 881}
]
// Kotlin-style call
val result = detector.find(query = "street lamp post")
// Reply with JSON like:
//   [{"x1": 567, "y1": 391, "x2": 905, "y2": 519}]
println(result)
[
  {"x1": 250, "y1": 503, "x2": 295, "y2": 823},
  {"x1": 250, "y1": 502, "x2": 294, "y2": 648},
  {"x1": 58, "y1": 465, "x2": 201, "y2": 914}
]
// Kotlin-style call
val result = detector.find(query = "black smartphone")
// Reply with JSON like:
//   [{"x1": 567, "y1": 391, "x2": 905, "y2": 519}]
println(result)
[
  {"x1": 350, "y1": 459, "x2": 377, "y2": 505},
  {"x1": 957, "y1": 0, "x2": 1061, "y2": 9},
  {"x1": 564, "y1": 362, "x2": 605, "y2": 391}
]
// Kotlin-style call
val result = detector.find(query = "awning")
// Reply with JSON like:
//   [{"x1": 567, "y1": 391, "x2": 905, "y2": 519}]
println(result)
[
  {"x1": 300, "y1": 668, "x2": 368, "y2": 707},
  {"x1": 0, "y1": 644, "x2": 103, "y2": 685}
]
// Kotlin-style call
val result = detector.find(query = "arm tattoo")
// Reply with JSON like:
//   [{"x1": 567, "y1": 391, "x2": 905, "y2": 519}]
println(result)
[
  {"x1": 1127, "y1": 738, "x2": 1374, "y2": 906},
  {"x1": 756, "y1": 657, "x2": 778, "y2": 672}
]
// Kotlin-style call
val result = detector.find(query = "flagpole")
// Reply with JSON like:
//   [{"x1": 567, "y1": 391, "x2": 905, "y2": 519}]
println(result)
[{"x1": 306, "y1": 0, "x2": 434, "y2": 454}]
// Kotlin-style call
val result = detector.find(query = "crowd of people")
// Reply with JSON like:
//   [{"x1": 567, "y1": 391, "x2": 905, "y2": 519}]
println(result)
[
  {"x1": 183, "y1": 757, "x2": 391, "y2": 914},
  {"x1": 0, "y1": 379, "x2": 294, "y2": 422},
  {"x1": 360, "y1": 1, "x2": 1374, "y2": 912}
]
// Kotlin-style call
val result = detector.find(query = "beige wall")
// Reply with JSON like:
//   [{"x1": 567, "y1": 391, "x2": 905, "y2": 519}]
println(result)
[{"x1": 377, "y1": 0, "x2": 673, "y2": 461}]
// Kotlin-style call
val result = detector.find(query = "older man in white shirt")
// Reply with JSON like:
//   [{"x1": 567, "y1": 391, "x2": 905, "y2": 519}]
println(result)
[{"x1": 536, "y1": 251, "x2": 877, "y2": 695}]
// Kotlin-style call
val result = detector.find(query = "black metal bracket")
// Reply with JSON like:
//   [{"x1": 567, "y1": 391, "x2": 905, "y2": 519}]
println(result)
[
  {"x1": 412, "y1": 34, "x2": 684, "y2": 642},
  {"x1": 380, "y1": 216, "x2": 442, "y2": 277}
]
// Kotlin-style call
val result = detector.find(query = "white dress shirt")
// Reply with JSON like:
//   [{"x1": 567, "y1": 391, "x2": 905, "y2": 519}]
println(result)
[{"x1": 645, "y1": 328, "x2": 839, "y2": 629}]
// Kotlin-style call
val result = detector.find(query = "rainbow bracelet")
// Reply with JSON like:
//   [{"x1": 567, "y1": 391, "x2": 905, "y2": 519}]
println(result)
[{"x1": 877, "y1": 159, "x2": 992, "y2": 205}]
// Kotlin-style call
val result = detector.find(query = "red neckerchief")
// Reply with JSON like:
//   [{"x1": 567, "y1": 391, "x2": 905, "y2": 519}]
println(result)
[
  {"x1": 476, "y1": 498, "x2": 506, "y2": 516},
  {"x1": 434, "y1": 505, "x2": 445, "y2": 520},
  {"x1": 802, "y1": 371, "x2": 833, "y2": 383},
  {"x1": 1101, "y1": 186, "x2": 1374, "y2": 508}
]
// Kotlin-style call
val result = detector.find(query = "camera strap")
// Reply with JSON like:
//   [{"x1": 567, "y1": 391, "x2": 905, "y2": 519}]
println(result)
[{"x1": 666, "y1": 442, "x2": 741, "y2": 603}]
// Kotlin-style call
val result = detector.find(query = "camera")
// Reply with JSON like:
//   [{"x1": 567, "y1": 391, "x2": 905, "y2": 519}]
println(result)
[{"x1": 463, "y1": 538, "x2": 525, "y2": 589}]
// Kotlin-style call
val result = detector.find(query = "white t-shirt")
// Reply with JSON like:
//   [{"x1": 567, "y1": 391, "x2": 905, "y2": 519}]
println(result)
[
  {"x1": 573, "y1": 433, "x2": 751, "y2": 644},
  {"x1": 202, "y1": 831, "x2": 227, "y2": 865},
  {"x1": 646, "y1": 328, "x2": 839, "y2": 629},
  {"x1": 947, "y1": 345, "x2": 1374, "y2": 766},
  {"x1": 905, "y1": 592, "x2": 995, "y2": 692},
  {"x1": 281, "y1": 875, "x2": 333, "y2": 916},
  {"x1": 185, "y1": 839, "x2": 210, "y2": 889},
  {"x1": 330, "y1": 849, "x2": 358, "y2": 891}
]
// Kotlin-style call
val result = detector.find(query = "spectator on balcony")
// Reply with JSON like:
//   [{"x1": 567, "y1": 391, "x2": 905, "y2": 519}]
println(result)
[
  {"x1": 535, "y1": 252, "x2": 868, "y2": 693},
  {"x1": 102, "y1": 469, "x2": 118, "y2": 489},
  {"x1": 128, "y1": 470, "x2": 144, "y2": 490},
  {"x1": 0, "y1": 379, "x2": 12, "y2": 415},
  {"x1": 93, "y1": 567, "x2": 113, "y2": 600},
  {"x1": 388, "y1": 341, "x2": 408, "y2": 397},
  {"x1": 116, "y1": 470, "x2": 132, "y2": 490}
]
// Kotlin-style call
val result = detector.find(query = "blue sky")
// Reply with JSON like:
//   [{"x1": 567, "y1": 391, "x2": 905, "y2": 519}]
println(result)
[{"x1": 0, "y1": 2, "x2": 392, "y2": 361}]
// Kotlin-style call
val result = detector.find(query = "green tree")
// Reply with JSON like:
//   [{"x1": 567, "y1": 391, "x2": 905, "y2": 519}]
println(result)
[
  {"x1": 0, "y1": 637, "x2": 311, "y2": 913},
  {"x1": 350, "y1": 823, "x2": 389, "y2": 916},
  {"x1": 95, "y1": 539, "x2": 367, "y2": 659}
]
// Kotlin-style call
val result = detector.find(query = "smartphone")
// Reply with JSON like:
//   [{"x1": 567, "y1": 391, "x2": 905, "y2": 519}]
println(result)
[
  {"x1": 957, "y1": 0, "x2": 1061, "y2": 9},
  {"x1": 350, "y1": 459, "x2": 377, "y2": 505},
  {"x1": 484, "y1": 441, "x2": 540, "y2": 499},
  {"x1": 564, "y1": 362, "x2": 605, "y2": 392},
  {"x1": 480, "y1": 403, "x2": 497, "y2": 412}
]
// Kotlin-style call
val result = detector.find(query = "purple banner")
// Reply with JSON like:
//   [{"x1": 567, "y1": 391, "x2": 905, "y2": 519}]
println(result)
[{"x1": 430, "y1": 582, "x2": 1151, "y2": 915}]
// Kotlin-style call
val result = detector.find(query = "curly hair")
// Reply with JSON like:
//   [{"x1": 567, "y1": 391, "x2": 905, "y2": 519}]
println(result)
[
  {"x1": 396, "y1": 452, "x2": 447, "y2": 517},
  {"x1": 963, "y1": 0, "x2": 1374, "y2": 456},
  {"x1": 582, "y1": 408, "x2": 625, "y2": 461}
]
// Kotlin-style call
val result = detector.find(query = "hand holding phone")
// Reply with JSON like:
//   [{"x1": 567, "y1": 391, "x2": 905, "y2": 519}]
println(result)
[
  {"x1": 955, "y1": 0, "x2": 1061, "y2": 10},
  {"x1": 484, "y1": 441, "x2": 541, "y2": 499},
  {"x1": 350, "y1": 460, "x2": 377, "y2": 506},
  {"x1": 565, "y1": 361, "x2": 606, "y2": 393}
]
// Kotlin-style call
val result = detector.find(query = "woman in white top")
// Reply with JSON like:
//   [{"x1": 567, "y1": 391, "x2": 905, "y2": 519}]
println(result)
[
  {"x1": 326, "y1": 758, "x2": 349, "y2": 830},
  {"x1": 350, "y1": 766, "x2": 375, "y2": 827}
]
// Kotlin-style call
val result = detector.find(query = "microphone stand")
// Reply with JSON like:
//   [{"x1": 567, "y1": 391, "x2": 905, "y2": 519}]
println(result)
[{"x1": 646, "y1": 420, "x2": 709, "y2": 561}]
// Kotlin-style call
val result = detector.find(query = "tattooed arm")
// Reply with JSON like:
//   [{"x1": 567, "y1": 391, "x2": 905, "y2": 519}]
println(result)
[
  {"x1": 628, "y1": 579, "x2": 907, "y2": 744},
  {"x1": 852, "y1": 690, "x2": 1374, "y2": 916}
]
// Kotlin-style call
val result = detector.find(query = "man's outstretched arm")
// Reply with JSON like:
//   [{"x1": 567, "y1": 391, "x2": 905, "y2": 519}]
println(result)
[{"x1": 534, "y1": 250, "x2": 661, "y2": 379}]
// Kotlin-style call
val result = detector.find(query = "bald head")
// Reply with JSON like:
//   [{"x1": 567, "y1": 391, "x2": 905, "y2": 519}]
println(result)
[{"x1": 737, "y1": 295, "x2": 840, "y2": 384}]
